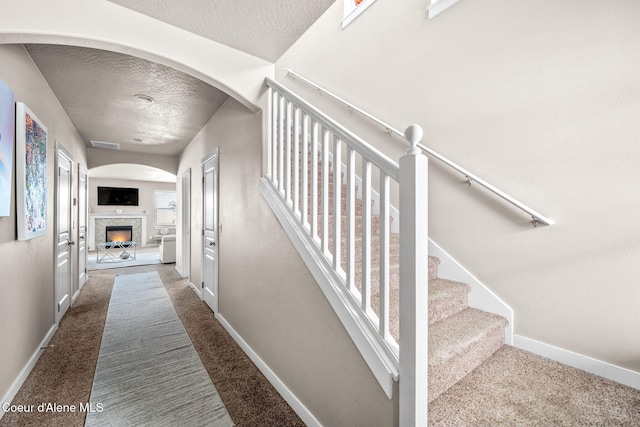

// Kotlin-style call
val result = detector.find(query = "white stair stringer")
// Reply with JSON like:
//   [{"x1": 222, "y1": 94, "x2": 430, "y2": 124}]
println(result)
[
  {"x1": 428, "y1": 239, "x2": 513, "y2": 344},
  {"x1": 260, "y1": 177, "x2": 399, "y2": 399}
]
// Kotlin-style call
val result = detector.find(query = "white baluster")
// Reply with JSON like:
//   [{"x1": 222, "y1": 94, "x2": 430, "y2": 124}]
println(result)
[
  {"x1": 277, "y1": 94, "x2": 285, "y2": 194},
  {"x1": 346, "y1": 148, "x2": 356, "y2": 291},
  {"x1": 321, "y1": 129, "x2": 330, "y2": 257},
  {"x1": 333, "y1": 138, "x2": 342, "y2": 271},
  {"x1": 267, "y1": 87, "x2": 274, "y2": 182},
  {"x1": 302, "y1": 114, "x2": 310, "y2": 230},
  {"x1": 362, "y1": 159, "x2": 372, "y2": 314},
  {"x1": 311, "y1": 121, "x2": 319, "y2": 243},
  {"x1": 285, "y1": 101, "x2": 293, "y2": 206},
  {"x1": 293, "y1": 107, "x2": 301, "y2": 217},
  {"x1": 379, "y1": 172, "x2": 390, "y2": 339}
]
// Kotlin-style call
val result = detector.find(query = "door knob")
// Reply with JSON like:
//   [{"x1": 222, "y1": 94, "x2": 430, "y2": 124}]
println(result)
[
  {"x1": 67, "y1": 240, "x2": 75, "y2": 246},
  {"x1": 209, "y1": 241, "x2": 215, "y2": 247}
]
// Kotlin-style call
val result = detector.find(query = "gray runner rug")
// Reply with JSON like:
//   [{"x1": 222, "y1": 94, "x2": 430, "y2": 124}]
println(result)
[{"x1": 85, "y1": 271, "x2": 234, "y2": 427}]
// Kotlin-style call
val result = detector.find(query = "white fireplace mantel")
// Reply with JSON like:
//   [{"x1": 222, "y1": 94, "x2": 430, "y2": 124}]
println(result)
[{"x1": 89, "y1": 213, "x2": 147, "y2": 250}]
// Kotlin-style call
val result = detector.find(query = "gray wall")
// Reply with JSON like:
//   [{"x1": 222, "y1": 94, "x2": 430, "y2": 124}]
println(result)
[
  {"x1": 276, "y1": 0, "x2": 640, "y2": 372},
  {"x1": 176, "y1": 98, "x2": 396, "y2": 426},
  {"x1": 0, "y1": 44, "x2": 88, "y2": 401}
]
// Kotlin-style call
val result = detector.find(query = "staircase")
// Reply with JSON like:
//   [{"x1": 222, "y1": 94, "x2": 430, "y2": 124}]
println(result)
[
  {"x1": 320, "y1": 156, "x2": 509, "y2": 403},
  {"x1": 427, "y1": 261, "x2": 508, "y2": 402},
  {"x1": 263, "y1": 77, "x2": 509, "y2": 423}
]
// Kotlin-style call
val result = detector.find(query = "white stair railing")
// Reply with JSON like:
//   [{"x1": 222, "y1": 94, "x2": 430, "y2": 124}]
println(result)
[{"x1": 264, "y1": 77, "x2": 429, "y2": 426}]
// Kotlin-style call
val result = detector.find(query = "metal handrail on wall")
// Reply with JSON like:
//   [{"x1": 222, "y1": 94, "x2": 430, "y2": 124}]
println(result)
[{"x1": 285, "y1": 68, "x2": 554, "y2": 227}]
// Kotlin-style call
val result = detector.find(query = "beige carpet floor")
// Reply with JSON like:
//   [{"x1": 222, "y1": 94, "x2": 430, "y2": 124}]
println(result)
[
  {"x1": 428, "y1": 345, "x2": 640, "y2": 426},
  {"x1": 3, "y1": 262, "x2": 639, "y2": 426},
  {"x1": 0, "y1": 264, "x2": 303, "y2": 427}
]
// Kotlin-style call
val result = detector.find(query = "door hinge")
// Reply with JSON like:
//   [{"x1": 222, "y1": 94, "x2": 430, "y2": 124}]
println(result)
[{"x1": 201, "y1": 281, "x2": 204, "y2": 289}]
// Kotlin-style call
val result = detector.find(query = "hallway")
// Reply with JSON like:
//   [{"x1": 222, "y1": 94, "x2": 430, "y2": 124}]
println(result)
[{"x1": 0, "y1": 264, "x2": 304, "y2": 427}]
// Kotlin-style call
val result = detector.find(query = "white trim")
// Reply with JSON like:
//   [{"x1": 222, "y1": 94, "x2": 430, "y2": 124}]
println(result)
[
  {"x1": 0, "y1": 324, "x2": 58, "y2": 421},
  {"x1": 71, "y1": 289, "x2": 81, "y2": 305},
  {"x1": 513, "y1": 335, "x2": 640, "y2": 391},
  {"x1": 55, "y1": 141, "x2": 74, "y2": 325},
  {"x1": 428, "y1": 239, "x2": 513, "y2": 345},
  {"x1": 216, "y1": 313, "x2": 323, "y2": 427},
  {"x1": 427, "y1": 0, "x2": 462, "y2": 19},
  {"x1": 180, "y1": 168, "x2": 192, "y2": 281},
  {"x1": 174, "y1": 265, "x2": 183, "y2": 277},
  {"x1": 188, "y1": 282, "x2": 202, "y2": 300},
  {"x1": 260, "y1": 178, "x2": 398, "y2": 398},
  {"x1": 342, "y1": 0, "x2": 378, "y2": 28},
  {"x1": 201, "y1": 148, "x2": 220, "y2": 313},
  {"x1": 78, "y1": 165, "x2": 89, "y2": 291}
]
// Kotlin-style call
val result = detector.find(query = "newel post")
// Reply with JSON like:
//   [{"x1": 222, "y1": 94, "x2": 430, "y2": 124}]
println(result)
[{"x1": 399, "y1": 124, "x2": 428, "y2": 427}]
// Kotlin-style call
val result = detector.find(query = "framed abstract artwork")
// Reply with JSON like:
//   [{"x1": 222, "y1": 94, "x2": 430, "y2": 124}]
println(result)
[
  {"x1": 16, "y1": 102, "x2": 48, "y2": 240},
  {"x1": 0, "y1": 79, "x2": 15, "y2": 217}
]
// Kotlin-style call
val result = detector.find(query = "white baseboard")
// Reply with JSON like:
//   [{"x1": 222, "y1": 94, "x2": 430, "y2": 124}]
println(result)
[
  {"x1": 188, "y1": 282, "x2": 202, "y2": 300},
  {"x1": 513, "y1": 335, "x2": 640, "y2": 391},
  {"x1": 71, "y1": 289, "x2": 81, "y2": 305},
  {"x1": 216, "y1": 313, "x2": 322, "y2": 427},
  {"x1": 0, "y1": 323, "x2": 58, "y2": 421},
  {"x1": 174, "y1": 265, "x2": 183, "y2": 277}
]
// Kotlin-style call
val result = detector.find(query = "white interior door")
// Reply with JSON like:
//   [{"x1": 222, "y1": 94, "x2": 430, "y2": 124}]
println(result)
[
  {"x1": 202, "y1": 150, "x2": 219, "y2": 312},
  {"x1": 181, "y1": 169, "x2": 191, "y2": 280},
  {"x1": 56, "y1": 144, "x2": 73, "y2": 323},
  {"x1": 77, "y1": 166, "x2": 88, "y2": 289}
]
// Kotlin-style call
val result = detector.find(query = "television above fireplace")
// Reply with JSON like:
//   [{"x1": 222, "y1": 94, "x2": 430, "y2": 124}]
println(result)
[{"x1": 97, "y1": 186, "x2": 139, "y2": 206}]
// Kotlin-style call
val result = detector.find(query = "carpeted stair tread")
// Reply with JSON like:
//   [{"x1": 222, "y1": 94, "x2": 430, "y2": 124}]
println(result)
[
  {"x1": 428, "y1": 278, "x2": 471, "y2": 325},
  {"x1": 428, "y1": 308, "x2": 509, "y2": 402}
]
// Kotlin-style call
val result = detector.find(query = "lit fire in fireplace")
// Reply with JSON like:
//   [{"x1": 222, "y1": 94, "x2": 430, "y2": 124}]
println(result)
[
  {"x1": 105, "y1": 225, "x2": 133, "y2": 243},
  {"x1": 109, "y1": 231, "x2": 131, "y2": 243}
]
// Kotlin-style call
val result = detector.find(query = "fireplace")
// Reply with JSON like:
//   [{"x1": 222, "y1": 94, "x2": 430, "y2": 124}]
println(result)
[{"x1": 105, "y1": 225, "x2": 133, "y2": 243}]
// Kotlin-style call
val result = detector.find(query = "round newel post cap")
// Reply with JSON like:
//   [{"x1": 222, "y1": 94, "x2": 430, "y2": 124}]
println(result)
[{"x1": 404, "y1": 124, "x2": 423, "y2": 155}]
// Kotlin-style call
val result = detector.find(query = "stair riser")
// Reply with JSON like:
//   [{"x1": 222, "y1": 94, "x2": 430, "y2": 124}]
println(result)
[
  {"x1": 429, "y1": 292, "x2": 468, "y2": 326},
  {"x1": 428, "y1": 324, "x2": 505, "y2": 403}
]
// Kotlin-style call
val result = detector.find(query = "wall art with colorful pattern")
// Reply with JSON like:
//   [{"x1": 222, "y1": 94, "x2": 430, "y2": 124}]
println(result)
[{"x1": 16, "y1": 102, "x2": 48, "y2": 240}]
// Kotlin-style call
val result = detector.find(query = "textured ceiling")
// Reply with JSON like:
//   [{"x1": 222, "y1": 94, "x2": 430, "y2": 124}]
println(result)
[
  {"x1": 107, "y1": 0, "x2": 335, "y2": 62},
  {"x1": 23, "y1": 3, "x2": 334, "y2": 180},
  {"x1": 25, "y1": 44, "x2": 228, "y2": 157}
]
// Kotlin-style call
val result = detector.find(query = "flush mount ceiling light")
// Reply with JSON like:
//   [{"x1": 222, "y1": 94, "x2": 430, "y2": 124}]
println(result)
[{"x1": 134, "y1": 94, "x2": 154, "y2": 103}]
